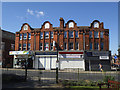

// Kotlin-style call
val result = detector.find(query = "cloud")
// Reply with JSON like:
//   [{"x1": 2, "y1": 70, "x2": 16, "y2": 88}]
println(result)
[
  {"x1": 27, "y1": 9, "x2": 34, "y2": 15},
  {"x1": 35, "y1": 11, "x2": 44, "y2": 18}
]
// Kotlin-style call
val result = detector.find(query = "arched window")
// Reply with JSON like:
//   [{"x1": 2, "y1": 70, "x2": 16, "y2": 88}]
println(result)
[
  {"x1": 24, "y1": 25, "x2": 28, "y2": 30},
  {"x1": 69, "y1": 22, "x2": 74, "y2": 28},
  {"x1": 45, "y1": 23, "x2": 50, "y2": 29},
  {"x1": 94, "y1": 22, "x2": 99, "y2": 28}
]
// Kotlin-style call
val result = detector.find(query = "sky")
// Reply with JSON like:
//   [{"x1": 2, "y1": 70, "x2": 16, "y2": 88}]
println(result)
[{"x1": 2, "y1": 2, "x2": 118, "y2": 55}]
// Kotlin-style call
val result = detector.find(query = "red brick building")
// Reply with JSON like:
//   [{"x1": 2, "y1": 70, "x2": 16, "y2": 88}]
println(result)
[
  {"x1": 15, "y1": 18, "x2": 109, "y2": 51},
  {"x1": 14, "y1": 18, "x2": 111, "y2": 71}
]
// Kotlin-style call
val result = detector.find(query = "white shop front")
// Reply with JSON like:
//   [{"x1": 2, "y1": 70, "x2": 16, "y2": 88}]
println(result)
[{"x1": 59, "y1": 51, "x2": 85, "y2": 70}]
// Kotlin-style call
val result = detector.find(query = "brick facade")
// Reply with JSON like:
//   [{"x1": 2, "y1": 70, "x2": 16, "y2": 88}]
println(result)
[{"x1": 15, "y1": 18, "x2": 109, "y2": 52}]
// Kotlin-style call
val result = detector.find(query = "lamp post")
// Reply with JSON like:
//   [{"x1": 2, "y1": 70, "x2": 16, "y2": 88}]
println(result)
[{"x1": 56, "y1": 30, "x2": 60, "y2": 84}]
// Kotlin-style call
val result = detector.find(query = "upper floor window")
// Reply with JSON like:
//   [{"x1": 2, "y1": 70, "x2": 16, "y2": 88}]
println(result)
[
  {"x1": 11, "y1": 44, "x2": 15, "y2": 50},
  {"x1": 40, "y1": 43, "x2": 43, "y2": 51},
  {"x1": 45, "y1": 32, "x2": 49, "y2": 39},
  {"x1": 100, "y1": 32, "x2": 103, "y2": 38},
  {"x1": 101, "y1": 42, "x2": 104, "y2": 50},
  {"x1": 69, "y1": 22, "x2": 74, "y2": 28},
  {"x1": 69, "y1": 42, "x2": 73, "y2": 50},
  {"x1": 28, "y1": 43, "x2": 31, "y2": 50},
  {"x1": 28, "y1": 33, "x2": 31, "y2": 39},
  {"x1": 51, "y1": 43, "x2": 53, "y2": 50},
  {"x1": 51, "y1": 32, "x2": 53, "y2": 38},
  {"x1": 23, "y1": 44, "x2": 26, "y2": 51},
  {"x1": 45, "y1": 23, "x2": 50, "y2": 29},
  {"x1": 94, "y1": 22, "x2": 99, "y2": 28},
  {"x1": 1, "y1": 42, "x2": 5, "y2": 50},
  {"x1": 23, "y1": 33, "x2": 27, "y2": 39},
  {"x1": 75, "y1": 42, "x2": 79, "y2": 50},
  {"x1": 69, "y1": 31, "x2": 73, "y2": 38},
  {"x1": 19, "y1": 44, "x2": 21, "y2": 51},
  {"x1": 75, "y1": 31, "x2": 78, "y2": 38},
  {"x1": 44, "y1": 43, "x2": 49, "y2": 51},
  {"x1": 94, "y1": 42, "x2": 99, "y2": 50},
  {"x1": 20, "y1": 34, "x2": 22, "y2": 40},
  {"x1": 40, "y1": 32, "x2": 43, "y2": 39},
  {"x1": 64, "y1": 43, "x2": 67, "y2": 50},
  {"x1": 24, "y1": 25, "x2": 28, "y2": 30},
  {"x1": 64, "y1": 31, "x2": 67, "y2": 38},
  {"x1": 94, "y1": 31, "x2": 99, "y2": 38},
  {"x1": 89, "y1": 31, "x2": 92, "y2": 38},
  {"x1": 90, "y1": 42, "x2": 92, "y2": 50}
]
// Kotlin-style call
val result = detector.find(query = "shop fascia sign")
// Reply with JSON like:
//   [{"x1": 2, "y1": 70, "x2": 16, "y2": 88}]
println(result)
[
  {"x1": 99, "y1": 56, "x2": 109, "y2": 59},
  {"x1": 9, "y1": 51, "x2": 33, "y2": 55},
  {"x1": 59, "y1": 52, "x2": 84, "y2": 58}
]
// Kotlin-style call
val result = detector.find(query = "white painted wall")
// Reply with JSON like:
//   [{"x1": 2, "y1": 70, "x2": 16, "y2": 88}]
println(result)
[{"x1": 60, "y1": 58, "x2": 85, "y2": 70}]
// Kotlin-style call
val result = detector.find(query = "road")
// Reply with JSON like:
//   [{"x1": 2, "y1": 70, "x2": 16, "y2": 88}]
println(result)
[{"x1": 2, "y1": 68, "x2": 120, "y2": 81}]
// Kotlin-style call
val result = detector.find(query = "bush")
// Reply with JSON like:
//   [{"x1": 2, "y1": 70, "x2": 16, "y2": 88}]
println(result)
[{"x1": 103, "y1": 75, "x2": 115, "y2": 83}]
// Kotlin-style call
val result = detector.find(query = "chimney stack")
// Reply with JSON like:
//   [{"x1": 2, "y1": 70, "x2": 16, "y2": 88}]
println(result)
[{"x1": 59, "y1": 17, "x2": 64, "y2": 29}]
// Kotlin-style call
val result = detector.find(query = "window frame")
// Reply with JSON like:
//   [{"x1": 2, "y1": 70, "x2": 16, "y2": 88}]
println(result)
[
  {"x1": 64, "y1": 31, "x2": 67, "y2": 38},
  {"x1": 94, "y1": 42, "x2": 99, "y2": 50},
  {"x1": 28, "y1": 33, "x2": 31, "y2": 39},
  {"x1": 64, "y1": 42, "x2": 67, "y2": 50},
  {"x1": 75, "y1": 31, "x2": 78, "y2": 38},
  {"x1": 69, "y1": 42, "x2": 73, "y2": 50},
  {"x1": 40, "y1": 43, "x2": 43, "y2": 51},
  {"x1": 51, "y1": 32, "x2": 53, "y2": 39},
  {"x1": 75, "y1": 42, "x2": 79, "y2": 50},
  {"x1": 23, "y1": 44, "x2": 26, "y2": 51},
  {"x1": 69, "y1": 31, "x2": 73, "y2": 38},
  {"x1": 20, "y1": 34, "x2": 22, "y2": 40},
  {"x1": 44, "y1": 43, "x2": 49, "y2": 51},
  {"x1": 89, "y1": 31, "x2": 92, "y2": 38},
  {"x1": 28, "y1": 43, "x2": 31, "y2": 50},
  {"x1": 94, "y1": 31, "x2": 99, "y2": 38},
  {"x1": 23, "y1": 33, "x2": 27, "y2": 40},
  {"x1": 45, "y1": 32, "x2": 49, "y2": 39}
]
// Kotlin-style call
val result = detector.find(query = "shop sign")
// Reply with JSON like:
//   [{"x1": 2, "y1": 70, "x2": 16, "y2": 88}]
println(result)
[
  {"x1": 59, "y1": 54, "x2": 83, "y2": 58},
  {"x1": 92, "y1": 51, "x2": 109, "y2": 56},
  {"x1": 9, "y1": 51, "x2": 33, "y2": 55},
  {"x1": 99, "y1": 56, "x2": 109, "y2": 59}
]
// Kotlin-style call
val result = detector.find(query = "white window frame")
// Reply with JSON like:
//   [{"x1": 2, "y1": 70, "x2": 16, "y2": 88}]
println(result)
[
  {"x1": 69, "y1": 31, "x2": 73, "y2": 38},
  {"x1": 75, "y1": 31, "x2": 78, "y2": 38},
  {"x1": 51, "y1": 32, "x2": 53, "y2": 39},
  {"x1": 23, "y1": 44, "x2": 26, "y2": 51},
  {"x1": 45, "y1": 23, "x2": 50, "y2": 29},
  {"x1": 28, "y1": 43, "x2": 31, "y2": 50},
  {"x1": 40, "y1": 43, "x2": 43, "y2": 51},
  {"x1": 64, "y1": 31, "x2": 67, "y2": 38},
  {"x1": 23, "y1": 33, "x2": 27, "y2": 39},
  {"x1": 94, "y1": 22, "x2": 99, "y2": 28},
  {"x1": 20, "y1": 34, "x2": 22, "y2": 40},
  {"x1": 64, "y1": 43, "x2": 67, "y2": 50},
  {"x1": 28, "y1": 33, "x2": 31, "y2": 39},
  {"x1": 94, "y1": 31, "x2": 99, "y2": 38},
  {"x1": 40, "y1": 32, "x2": 43, "y2": 39},
  {"x1": 44, "y1": 43, "x2": 49, "y2": 51},
  {"x1": 75, "y1": 42, "x2": 79, "y2": 50},
  {"x1": 69, "y1": 42, "x2": 73, "y2": 50},
  {"x1": 24, "y1": 25, "x2": 28, "y2": 30},
  {"x1": 69, "y1": 22, "x2": 74, "y2": 28},
  {"x1": 45, "y1": 32, "x2": 49, "y2": 39}
]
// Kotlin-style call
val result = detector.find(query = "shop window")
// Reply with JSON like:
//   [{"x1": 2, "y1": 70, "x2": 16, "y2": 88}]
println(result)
[
  {"x1": 23, "y1": 33, "x2": 27, "y2": 39},
  {"x1": 51, "y1": 32, "x2": 53, "y2": 39},
  {"x1": 69, "y1": 31, "x2": 73, "y2": 38},
  {"x1": 28, "y1": 33, "x2": 31, "y2": 39},
  {"x1": 44, "y1": 43, "x2": 49, "y2": 51},
  {"x1": 75, "y1": 42, "x2": 79, "y2": 50},
  {"x1": 40, "y1": 32, "x2": 43, "y2": 39},
  {"x1": 64, "y1": 31, "x2": 67, "y2": 38},
  {"x1": 90, "y1": 42, "x2": 92, "y2": 50},
  {"x1": 64, "y1": 43, "x2": 67, "y2": 50},
  {"x1": 45, "y1": 32, "x2": 49, "y2": 39},
  {"x1": 19, "y1": 44, "x2": 21, "y2": 51},
  {"x1": 23, "y1": 44, "x2": 26, "y2": 51},
  {"x1": 20, "y1": 34, "x2": 22, "y2": 40},
  {"x1": 101, "y1": 42, "x2": 104, "y2": 50},
  {"x1": 28, "y1": 43, "x2": 31, "y2": 50},
  {"x1": 94, "y1": 31, "x2": 99, "y2": 38},
  {"x1": 89, "y1": 31, "x2": 92, "y2": 38},
  {"x1": 75, "y1": 31, "x2": 78, "y2": 38},
  {"x1": 69, "y1": 42, "x2": 73, "y2": 50},
  {"x1": 94, "y1": 42, "x2": 99, "y2": 50},
  {"x1": 100, "y1": 32, "x2": 103, "y2": 38},
  {"x1": 51, "y1": 43, "x2": 53, "y2": 50},
  {"x1": 40, "y1": 43, "x2": 43, "y2": 51}
]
